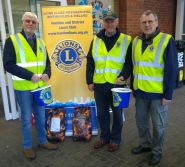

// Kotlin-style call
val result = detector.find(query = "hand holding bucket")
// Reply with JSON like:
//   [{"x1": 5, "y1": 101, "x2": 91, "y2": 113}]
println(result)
[
  {"x1": 31, "y1": 85, "x2": 53, "y2": 106},
  {"x1": 111, "y1": 88, "x2": 132, "y2": 109}
]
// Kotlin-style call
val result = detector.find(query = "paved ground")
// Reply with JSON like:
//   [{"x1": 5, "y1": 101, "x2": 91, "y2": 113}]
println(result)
[{"x1": 0, "y1": 86, "x2": 185, "y2": 167}]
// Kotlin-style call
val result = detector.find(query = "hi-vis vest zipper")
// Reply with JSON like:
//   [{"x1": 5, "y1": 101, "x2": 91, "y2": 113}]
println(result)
[
  {"x1": 10, "y1": 33, "x2": 47, "y2": 90},
  {"x1": 132, "y1": 32, "x2": 171, "y2": 93},
  {"x1": 92, "y1": 33, "x2": 131, "y2": 84}
]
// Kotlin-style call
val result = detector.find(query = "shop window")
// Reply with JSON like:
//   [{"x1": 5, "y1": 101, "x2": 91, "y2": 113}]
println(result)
[
  {"x1": 36, "y1": 0, "x2": 62, "y2": 37},
  {"x1": 11, "y1": 0, "x2": 30, "y2": 33},
  {"x1": 39, "y1": 1, "x2": 60, "y2": 6}
]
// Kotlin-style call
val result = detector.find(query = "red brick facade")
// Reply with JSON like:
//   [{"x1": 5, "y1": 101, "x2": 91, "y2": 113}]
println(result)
[
  {"x1": 68, "y1": 0, "x2": 177, "y2": 37},
  {"x1": 117, "y1": 0, "x2": 177, "y2": 37}
]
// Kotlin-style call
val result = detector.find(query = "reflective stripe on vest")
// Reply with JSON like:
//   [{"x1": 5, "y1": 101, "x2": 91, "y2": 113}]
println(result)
[
  {"x1": 10, "y1": 33, "x2": 47, "y2": 90},
  {"x1": 132, "y1": 32, "x2": 171, "y2": 93},
  {"x1": 13, "y1": 34, "x2": 46, "y2": 69},
  {"x1": 16, "y1": 62, "x2": 45, "y2": 68},
  {"x1": 134, "y1": 74, "x2": 163, "y2": 82},
  {"x1": 15, "y1": 34, "x2": 26, "y2": 63},
  {"x1": 38, "y1": 38, "x2": 47, "y2": 63},
  {"x1": 93, "y1": 33, "x2": 131, "y2": 84},
  {"x1": 12, "y1": 73, "x2": 42, "y2": 81},
  {"x1": 95, "y1": 68, "x2": 121, "y2": 74},
  {"x1": 94, "y1": 35, "x2": 128, "y2": 64},
  {"x1": 133, "y1": 33, "x2": 166, "y2": 69}
]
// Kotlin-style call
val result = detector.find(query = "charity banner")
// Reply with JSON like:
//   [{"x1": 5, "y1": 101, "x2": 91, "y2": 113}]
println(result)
[{"x1": 42, "y1": 6, "x2": 93, "y2": 103}]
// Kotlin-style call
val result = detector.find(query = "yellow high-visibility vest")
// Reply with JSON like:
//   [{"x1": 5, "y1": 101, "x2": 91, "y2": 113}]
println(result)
[
  {"x1": 10, "y1": 33, "x2": 47, "y2": 90},
  {"x1": 92, "y1": 33, "x2": 131, "y2": 84},
  {"x1": 132, "y1": 32, "x2": 171, "y2": 93}
]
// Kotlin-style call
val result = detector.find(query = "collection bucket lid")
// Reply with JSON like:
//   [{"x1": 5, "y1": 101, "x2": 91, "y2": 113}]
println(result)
[
  {"x1": 31, "y1": 85, "x2": 51, "y2": 92},
  {"x1": 111, "y1": 88, "x2": 132, "y2": 93}
]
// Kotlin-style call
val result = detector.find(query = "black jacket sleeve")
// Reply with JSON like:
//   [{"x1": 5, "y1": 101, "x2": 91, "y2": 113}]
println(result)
[
  {"x1": 86, "y1": 41, "x2": 95, "y2": 85},
  {"x1": 118, "y1": 43, "x2": 133, "y2": 80},
  {"x1": 163, "y1": 37, "x2": 178, "y2": 100}
]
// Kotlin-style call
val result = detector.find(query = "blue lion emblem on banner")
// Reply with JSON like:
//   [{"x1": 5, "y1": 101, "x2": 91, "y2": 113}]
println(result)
[{"x1": 51, "y1": 40, "x2": 86, "y2": 73}]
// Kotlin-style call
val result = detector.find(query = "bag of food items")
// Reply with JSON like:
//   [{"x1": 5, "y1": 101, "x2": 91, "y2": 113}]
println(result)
[
  {"x1": 46, "y1": 107, "x2": 65, "y2": 142},
  {"x1": 72, "y1": 106, "x2": 92, "y2": 141}
]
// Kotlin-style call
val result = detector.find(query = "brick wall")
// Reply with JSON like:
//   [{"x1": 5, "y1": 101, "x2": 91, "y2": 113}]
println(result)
[
  {"x1": 67, "y1": 0, "x2": 177, "y2": 37},
  {"x1": 67, "y1": 0, "x2": 75, "y2": 5},
  {"x1": 144, "y1": 0, "x2": 177, "y2": 36},
  {"x1": 117, "y1": 0, "x2": 177, "y2": 37}
]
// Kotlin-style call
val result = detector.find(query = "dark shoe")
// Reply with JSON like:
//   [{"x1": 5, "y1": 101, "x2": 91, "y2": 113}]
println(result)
[
  {"x1": 148, "y1": 154, "x2": 162, "y2": 166},
  {"x1": 23, "y1": 148, "x2": 36, "y2": 160},
  {"x1": 94, "y1": 140, "x2": 109, "y2": 149},
  {"x1": 38, "y1": 142, "x2": 58, "y2": 150},
  {"x1": 131, "y1": 145, "x2": 151, "y2": 154},
  {"x1": 108, "y1": 143, "x2": 119, "y2": 152}
]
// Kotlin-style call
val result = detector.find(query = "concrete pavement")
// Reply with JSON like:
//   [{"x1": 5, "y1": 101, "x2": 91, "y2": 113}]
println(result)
[{"x1": 0, "y1": 86, "x2": 185, "y2": 167}]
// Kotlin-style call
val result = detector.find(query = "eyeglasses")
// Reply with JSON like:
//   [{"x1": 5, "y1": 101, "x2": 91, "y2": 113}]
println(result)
[
  {"x1": 24, "y1": 19, "x2": 37, "y2": 25},
  {"x1": 141, "y1": 20, "x2": 156, "y2": 25}
]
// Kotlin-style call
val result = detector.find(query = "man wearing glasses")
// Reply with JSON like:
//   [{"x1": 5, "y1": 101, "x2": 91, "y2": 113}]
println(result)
[
  {"x1": 131, "y1": 10, "x2": 178, "y2": 166},
  {"x1": 3, "y1": 12, "x2": 58, "y2": 160}
]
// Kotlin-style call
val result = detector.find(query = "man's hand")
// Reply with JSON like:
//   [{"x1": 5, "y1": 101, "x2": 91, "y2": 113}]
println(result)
[
  {"x1": 88, "y1": 83, "x2": 94, "y2": 92},
  {"x1": 116, "y1": 76, "x2": 124, "y2": 85},
  {"x1": 40, "y1": 74, "x2": 49, "y2": 82},
  {"x1": 162, "y1": 98, "x2": 171, "y2": 105},
  {"x1": 31, "y1": 74, "x2": 40, "y2": 83}
]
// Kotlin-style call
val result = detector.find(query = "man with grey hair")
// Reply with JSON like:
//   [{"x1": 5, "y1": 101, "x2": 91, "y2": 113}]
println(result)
[
  {"x1": 3, "y1": 12, "x2": 58, "y2": 160},
  {"x1": 131, "y1": 10, "x2": 178, "y2": 165}
]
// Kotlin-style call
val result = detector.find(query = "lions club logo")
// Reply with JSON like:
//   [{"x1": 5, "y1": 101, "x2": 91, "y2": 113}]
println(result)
[
  {"x1": 149, "y1": 45, "x2": 154, "y2": 52},
  {"x1": 51, "y1": 40, "x2": 86, "y2": 73},
  {"x1": 112, "y1": 92, "x2": 122, "y2": 107},
  {"x1": 40, "y1": 88, "x2": 53, "y2": 104}
]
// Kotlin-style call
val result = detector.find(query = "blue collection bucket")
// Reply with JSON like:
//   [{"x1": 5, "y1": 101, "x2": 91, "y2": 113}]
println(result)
[
  {"x1": 31, "y1": 85, "x2": 53, "y2": 106},
  {"x1": 111, "y1": 88, "x2": 132, "y2": 109}
]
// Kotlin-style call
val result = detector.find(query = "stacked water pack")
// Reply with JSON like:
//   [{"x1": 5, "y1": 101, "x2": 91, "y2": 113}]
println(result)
[
  {"x1": 72, "y1": 103, "x2": 92, "y2": 141},
  {"x1": 45, "y1": 100, "x2": 98, "y2": 141},
  {"x1": 45, "y1": 102, "x2": 66, "y2": 142}
]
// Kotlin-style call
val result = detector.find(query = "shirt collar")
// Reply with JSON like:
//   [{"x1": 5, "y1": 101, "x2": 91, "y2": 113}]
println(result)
[
  {"x1": 24, "y1": 32, "x2": 36, "y2": 40},
  {"x1": 138, "y1": 27, "x2": 160, "y2": 41},
  {"x1": 105, "y1": 30, "x2": 117, "y2": 37}
]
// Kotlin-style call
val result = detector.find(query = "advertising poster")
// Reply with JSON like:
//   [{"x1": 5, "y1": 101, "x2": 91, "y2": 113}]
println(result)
[
  {"x1": 42, "y1": 6, "x2": 93, "y2": 103},
  {"x1": 76, "y1": 0, "x2": 114, "y2": 34}
]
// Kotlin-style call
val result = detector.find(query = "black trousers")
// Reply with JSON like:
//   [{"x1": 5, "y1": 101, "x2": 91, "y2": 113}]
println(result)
[{"x1": 94, "y1": 82, "x2": 123, "y2": 144}]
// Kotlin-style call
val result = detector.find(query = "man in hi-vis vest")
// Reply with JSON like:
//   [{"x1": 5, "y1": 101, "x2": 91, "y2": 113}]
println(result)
[
  {"x1": 86, "y1": 11, "x2": 132, "y2": 152},
  {"x1": 131, "y1": 10, "x2": 178, "y2": 166},
  {"x1": 3, "y1": 12, "x2": 58, "y2": 160}
]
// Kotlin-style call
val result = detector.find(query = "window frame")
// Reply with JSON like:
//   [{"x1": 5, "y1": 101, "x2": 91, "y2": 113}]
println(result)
[{"x1": 175, "y1": 0, "x2": 185, "y2": 40}]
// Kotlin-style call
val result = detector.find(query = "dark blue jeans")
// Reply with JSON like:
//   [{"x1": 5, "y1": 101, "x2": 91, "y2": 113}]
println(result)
[
  {"x1": 94, "y1": 83, "x2": 123, "y2": 144},
  {"x1": 15, "y1": 90, "x2": 47, "y2": 148}
]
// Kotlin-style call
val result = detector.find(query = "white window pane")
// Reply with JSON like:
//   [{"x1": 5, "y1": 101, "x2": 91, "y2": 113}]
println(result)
[{"x1": 11, "y1": 0, "x2": 30, "y2": 33}]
